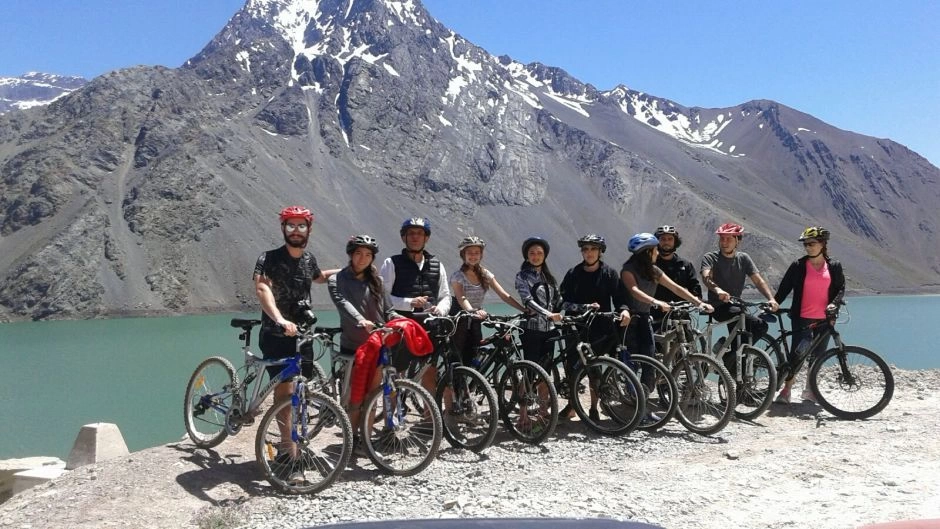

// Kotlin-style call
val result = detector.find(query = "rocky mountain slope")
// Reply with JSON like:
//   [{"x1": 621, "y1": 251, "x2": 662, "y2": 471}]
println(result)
[{"x1": 1, "y1": 0, "x2": 939, "y2": 321}]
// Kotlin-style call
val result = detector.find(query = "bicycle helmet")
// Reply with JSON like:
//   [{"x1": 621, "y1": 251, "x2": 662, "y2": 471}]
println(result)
[
  {"x1": 278, "y1": 205, "x2": 313, "y2": 224},
  {"x1": 577, "y1": 234, "x2": 607, "y2": 252},
  {"x1": 457, "y1": 235, "x2": 486, "y2": 251},
  {"x1": 346, "y1": 234, "x2": 379, "y2": 255},
  {"x1": 400, "y1": 217, "x2": 431, "y2": 236},
  {"x1": 628, "y1": 233, "x2": 659, "y2": 253},
  {"x1": 654, "y1": 225, "x2": 682, "y2": 248},
  {"x1": 799, "y1": 226, "x2": 830, "y2": 242},
  {"x1": 521, "y1": 237, "x2": 550, "y2": 258},
  {"x1": 715, "y1": 222, "x2": 745, "y2": 237}
]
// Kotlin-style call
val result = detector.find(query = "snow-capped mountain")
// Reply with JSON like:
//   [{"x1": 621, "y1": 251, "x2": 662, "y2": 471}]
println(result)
[
  {"x1": 0, "y1": 72, "x2": 87, "y2": 113},
  {"x1": 1, "y1": 0, "x2": 938, "y2": 320}
]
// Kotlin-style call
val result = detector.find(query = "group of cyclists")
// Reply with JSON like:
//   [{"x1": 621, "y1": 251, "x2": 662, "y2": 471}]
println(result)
[{"x1": 253, "y1": 205, "x2": 845, "y2": 464}]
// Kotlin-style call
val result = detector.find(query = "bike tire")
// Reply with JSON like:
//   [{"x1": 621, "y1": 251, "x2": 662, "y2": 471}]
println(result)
[
  {"x1": 436, "y1": 366, "x2": 499, "y2": 453},
  {"x1": 672, "y1": 354, "x2": 735, "y2": 436},
  {"x1": 571, "y1": 357, "x2": 646, "y2": 437},
  {"x1": 496, "y1": 359, "x2": 558, "y2": 444},
  {"x1": 183, "y1": 356, "x2": 238, "y2": 448},
  {"x1": 360, "y1": 379, "x2": 443, "y2": 476},
  {"x1": 809, "y1": 345, "x2": 895, "y2": 420},
  {"x1": 255, "y1": 389, "x2": 352, "y2": 494},
  {"x1": 625, "y1": 354, "x2": 678, "y2": 432},
  {"x1": 729, "y1": 345, "x2": 777, "y2": 421}
]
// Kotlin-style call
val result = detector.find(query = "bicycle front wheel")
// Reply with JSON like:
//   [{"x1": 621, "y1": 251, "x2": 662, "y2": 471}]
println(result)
[
  {"x1": 809, "y1": 345, "x2": 894, "y2": 420},
  {"x1": 625, "y1": 354, "x2": 678, "y2": 432},
  {"x1": 496, "y1": 359, "x2": 558, "y2": 445},
  {"x1": 571, "y1": 357, "x2": 646, "y2": 437},
  {"x1": 436, "y1": 365, "x2": 499, "y2": 453},
  {"x1": 360, "y1": 379, "x2": 443, "y2": 476},
  {"x1": 732, "y1": 345, "x2": 777, "y2": 421},
  {"x1": 672, "y1": 354, "x2": 735, "y2": 436},
  {"x1": 183, "y1": 356, "x2": 238, "y2": 448},
  {"x1": 255, "y1": 389, "x2": 352, "y2": 494}
]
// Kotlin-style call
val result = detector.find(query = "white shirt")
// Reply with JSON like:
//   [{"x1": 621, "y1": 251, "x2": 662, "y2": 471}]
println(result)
[{"x1": 379, "y1": 254, "x2": 451, "y2": 316}]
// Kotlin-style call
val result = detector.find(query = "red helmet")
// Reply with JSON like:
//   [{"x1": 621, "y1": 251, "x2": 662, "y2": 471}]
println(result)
[
  {"x1": 279, "y1": 205, "x2": 313, "y2": 224},
  {"x1": 715, "y1": 222, "x2": 744, "y2": 236}
]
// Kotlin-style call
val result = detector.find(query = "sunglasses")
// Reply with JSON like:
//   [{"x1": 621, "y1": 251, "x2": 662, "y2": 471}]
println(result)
[{"x1": 284, "y1": 223, "x2": 309, "y2": 233}]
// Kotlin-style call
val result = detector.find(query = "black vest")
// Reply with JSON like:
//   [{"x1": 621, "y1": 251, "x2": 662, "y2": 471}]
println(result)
[{"x1": 390, "y1": 250, "x2": 441, "y2": 299}]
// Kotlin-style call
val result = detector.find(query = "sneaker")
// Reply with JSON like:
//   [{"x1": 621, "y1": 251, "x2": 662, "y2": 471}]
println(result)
[
  {"x1": 775, "y1": 388, "x2": 791, "y2": 404},
  {"x1": 801, "y1": 388, "x2": 817, "y2": 403},
  {"x1": 640, "y1": 412, "x2": 662, "y2": 427},
  {"x1": 559, "y1": 403, "x2": 576, "y2": 419},
  {"x1": 588, "y1": 407, "x2": 600, "y2": 422}
]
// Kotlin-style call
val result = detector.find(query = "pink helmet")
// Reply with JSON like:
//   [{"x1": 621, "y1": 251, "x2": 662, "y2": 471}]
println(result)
[
  {"x1": 279, "y1": 205, "x2": 313, "y2": 224},
  {"x1": 715, "y1": 222, "x2": 744, "y2": 237}
]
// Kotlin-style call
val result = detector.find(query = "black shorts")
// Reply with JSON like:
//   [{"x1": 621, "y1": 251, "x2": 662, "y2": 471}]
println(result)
[{"x1": 259, "y1": 331, "x2": 315, "y2": 381}]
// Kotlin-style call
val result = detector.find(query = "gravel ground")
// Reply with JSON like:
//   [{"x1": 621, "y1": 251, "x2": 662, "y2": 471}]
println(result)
[{"x1": 2, "y1": 369, "x2": 938, "y2": 529}]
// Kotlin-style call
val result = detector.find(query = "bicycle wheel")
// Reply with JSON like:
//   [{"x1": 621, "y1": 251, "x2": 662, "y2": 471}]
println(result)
[
  {"x1": 435, "y1": 365, "x2": 499, "y2": 453},
  {"x1": 255, "y1": 389, "x2": 352, "y2": 494},
  {"x1": 754, "y1": 335, "x2": 786, "y2": 372},
  {"x1": 183, "y1": 356, "x2": 238, "y2": 448},
  {"x1": 730, "y1": 345, "x2": 777, "y2": 421},
  {"x1": 672, "y1": 354, "x2": 735, "y2": 436},
  {"x1": 571, "y1": 357, "x2": 645, "y2": 436},
  {"x1": 809, "y1": 345, "x2": 894, "y2": 420},
  {"x1": 360, "y1": 379, "x2": 442, "y2": 476},
  {"x1": 496, "y1": 359, "x2": 558, "y2": 444},
  {"x1": 625, "y1": 355, "x2": 678, "y2": 432}
]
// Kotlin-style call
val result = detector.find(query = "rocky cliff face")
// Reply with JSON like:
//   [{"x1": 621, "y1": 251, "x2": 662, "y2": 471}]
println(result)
[{"x1": 1, "y1": 0, "x2": 938, "y2": 321}]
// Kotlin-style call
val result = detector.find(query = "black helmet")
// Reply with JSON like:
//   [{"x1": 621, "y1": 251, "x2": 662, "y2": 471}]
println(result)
[
  {"x1": 521, "y1": 237, "x2": 550, "y2": 258},
  {"x1": 400, "y1": 217, "x2": 431, "y2": 236},
  {"x1": 346, "y1": 234, "x2": 379, "y2": 255},
  {"x1": 577, "y1": 234, "x2": 607, "y2": 252},
  {"x1": 654, "y1": 225, "x2": 682, "y2": 248}
]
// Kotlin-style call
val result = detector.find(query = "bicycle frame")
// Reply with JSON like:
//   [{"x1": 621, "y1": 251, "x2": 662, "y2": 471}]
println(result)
[{"x1": 762, "y1": 309, "x2": 842, "y2": 384}]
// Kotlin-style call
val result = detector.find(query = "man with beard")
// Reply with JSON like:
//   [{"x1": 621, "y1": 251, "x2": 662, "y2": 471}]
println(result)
[
  {"x1": 558, "y1": 234, "x2": 631, "y2": 418},
  {"x1": 253, "y1": 206, "x2": 338, "y2": 472},
  {"x1": 651, "y1": 225, "x2": 702, "y2": 324}
]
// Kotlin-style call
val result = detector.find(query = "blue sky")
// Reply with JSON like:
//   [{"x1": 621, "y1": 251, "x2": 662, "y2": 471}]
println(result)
[{"x1": 1, "y1": 0, "x2": 937, "y2": 167}]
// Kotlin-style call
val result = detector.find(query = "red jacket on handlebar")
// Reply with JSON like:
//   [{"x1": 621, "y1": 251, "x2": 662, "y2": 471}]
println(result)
[{"x1": 350, "y1": 318, "x2": 434, "y2": 405}]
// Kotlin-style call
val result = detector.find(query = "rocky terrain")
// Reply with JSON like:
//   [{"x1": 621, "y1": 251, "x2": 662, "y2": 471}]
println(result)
[
  {"x1": 1, "y1": 368, "x2": 937, "y2": 529},
  {"x1": 2, "y1": 0, "x2": 940, "y2": 322}
]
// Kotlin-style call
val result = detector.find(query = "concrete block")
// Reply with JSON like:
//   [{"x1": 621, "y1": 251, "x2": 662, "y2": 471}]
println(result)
[
  {"x1": 66, "y1": 422, "x2": 129, "y2": 470},
  {"x1": 0, "y1": 457, "x2": 64, "y2": 504},
  {"x1": 12, "y1": 464, "x2": 67, "y2": 495}
]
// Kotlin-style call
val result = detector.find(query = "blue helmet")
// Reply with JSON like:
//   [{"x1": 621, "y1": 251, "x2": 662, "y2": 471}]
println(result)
[
  {"x1": 400, "y1": 217, "x2": 431, "y2": 236},
  {"x1": 628, "y1": 233, "x2": 659, "y2": 253}
]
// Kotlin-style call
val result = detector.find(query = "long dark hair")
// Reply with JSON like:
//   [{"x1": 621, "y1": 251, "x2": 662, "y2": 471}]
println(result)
[
  {"x1": 520, "y1": 260, "x2": 557, "y2": 288},
  {"x1": 626, "y1": 248, "x2": 656, "y2": 281},
  {"x1": 348, "y1": 256, "x2": 383, "y2": 304},
  {"x1": 459, "y1": 248, "x2": 491, "y2": 291}
]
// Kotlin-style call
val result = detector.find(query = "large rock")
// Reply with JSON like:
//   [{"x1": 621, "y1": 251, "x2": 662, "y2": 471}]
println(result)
[{"x1": 0, "y1": 456, "x2": 64, "y2": 503}]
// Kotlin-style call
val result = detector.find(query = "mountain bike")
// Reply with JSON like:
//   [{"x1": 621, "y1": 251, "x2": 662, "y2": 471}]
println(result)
[
  {"x1": 757, "y1": 303, "x2": 894, "y2": 419},
  {"x1": 700, "y1": 298, "x2": 778, "y2": 420},
  {"x1": 476, "y1": 314, "x2": 559, "y2": 444},
  {"x1": 655, "y1": 302, "x2": 736, "y2": 436},
  {"x1": 544, "y1": 310, "x2": 646, "y2": 436},
  {"x1": 356, "y1": 324, "x2": 443, "y2": 476},
  {"x1": 422, "y1": 312, "x2": 499, "y2": 453},
  {"x1": 183, "y1": 315, "x2": 352, "y2": 494}
]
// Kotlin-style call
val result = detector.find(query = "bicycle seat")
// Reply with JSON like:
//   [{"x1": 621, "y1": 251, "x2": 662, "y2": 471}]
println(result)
[{"x1": 230, "y1": 318, "x2": 261, "y2": 330}]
